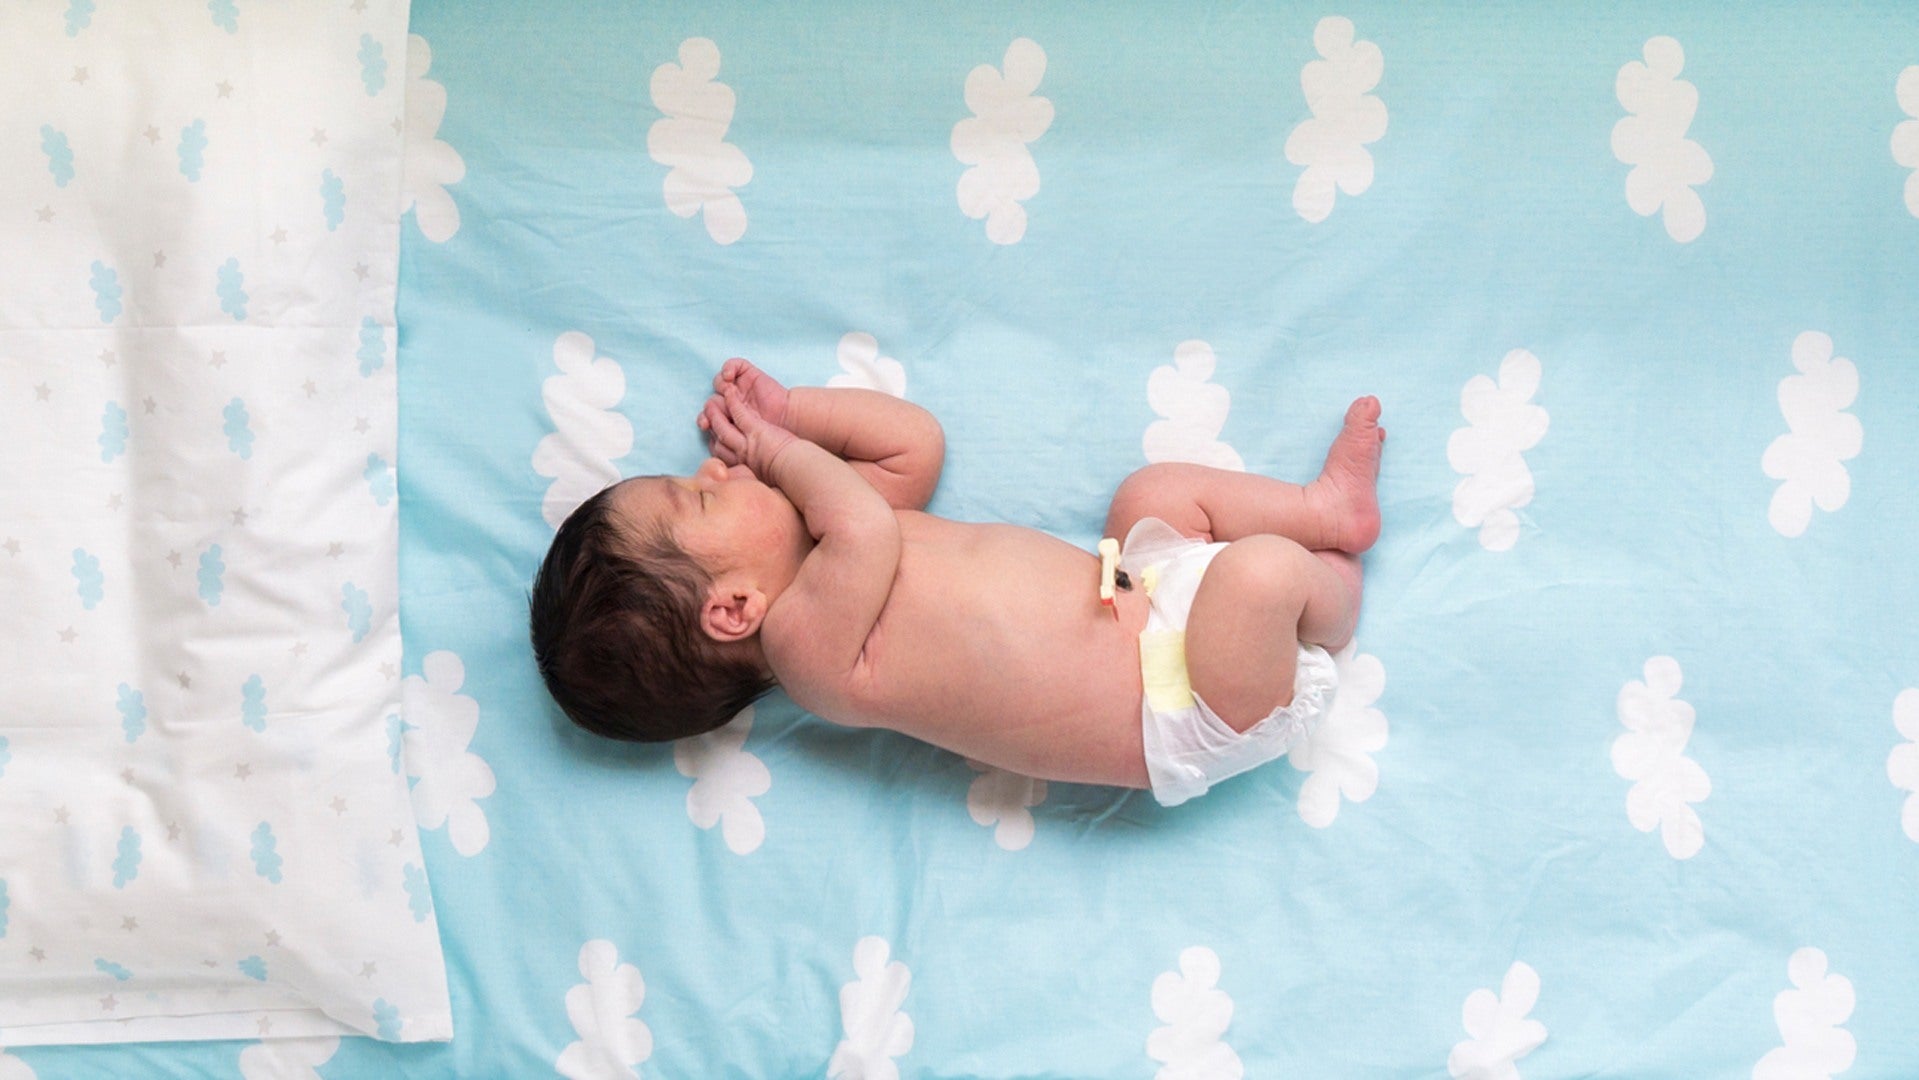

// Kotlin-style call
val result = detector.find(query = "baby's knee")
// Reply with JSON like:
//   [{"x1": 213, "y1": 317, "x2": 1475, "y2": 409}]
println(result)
[
  {"x1": 1110, "y1": 463, "x2": 1177, "y2": 515},
  {"x1": 1108, "y1": 463, "x2": 1209, "y2": 540},
  {"x1": 1204, "y1": 535, "x2": 1315, "y2": 608}
]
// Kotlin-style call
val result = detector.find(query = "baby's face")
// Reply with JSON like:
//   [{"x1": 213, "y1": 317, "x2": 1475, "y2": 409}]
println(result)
[{"x1": 613, "y1": 458, "x2": 808, "y2": 581}]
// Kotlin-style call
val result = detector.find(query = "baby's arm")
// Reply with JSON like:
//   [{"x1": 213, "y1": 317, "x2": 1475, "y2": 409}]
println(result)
[
  {"x1": 706, "y1": 384, "x2": 900, "y2": 692},
  {"x1": 702, "y1": 359, "x2": 945, "y2": 511},
  {"x1": 785, "y1": 386, "x2": 944, "y2": 510}
]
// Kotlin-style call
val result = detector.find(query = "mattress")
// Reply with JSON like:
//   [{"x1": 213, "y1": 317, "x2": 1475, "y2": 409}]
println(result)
[{"x1": 7, "y1": 1, "x2": 1918, "y2": 1076}]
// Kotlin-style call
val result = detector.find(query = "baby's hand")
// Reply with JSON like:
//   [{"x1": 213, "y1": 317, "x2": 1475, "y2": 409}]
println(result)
[
  {"x1": 710, "y1": 358, "x2": 789, "y2": 429},
  {"x1": 701, "y1": 382, "x2": 796, "y2": 479}
]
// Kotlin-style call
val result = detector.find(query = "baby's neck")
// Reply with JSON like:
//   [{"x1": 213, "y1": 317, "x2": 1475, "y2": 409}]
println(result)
[{"x1": 719, "y1": 635, "x2": 774, "y2": 683}]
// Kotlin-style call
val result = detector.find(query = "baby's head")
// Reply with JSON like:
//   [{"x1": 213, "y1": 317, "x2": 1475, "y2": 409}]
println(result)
[{"x1": 529, "y1": 459, "x2": 807, "y2": 742}]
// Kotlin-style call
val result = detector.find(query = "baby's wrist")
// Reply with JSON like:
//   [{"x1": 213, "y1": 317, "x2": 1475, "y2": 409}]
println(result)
[
  {"x1": 751, "y1": 428, "x2": 801, "y2": 478},
  {"x1": 773, "y1": 385, "x2": 807, "y2": 435}
]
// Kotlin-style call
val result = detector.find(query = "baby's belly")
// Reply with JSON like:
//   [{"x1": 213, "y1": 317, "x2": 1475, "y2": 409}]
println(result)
[{"x1": 858, "y1": 515, "x2": 1154, "y2": 788}]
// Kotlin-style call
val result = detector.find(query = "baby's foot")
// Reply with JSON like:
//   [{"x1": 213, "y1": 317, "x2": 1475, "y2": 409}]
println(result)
[{"x1": 1309, "y1": 396, "x2": 1385, "y2": 554}]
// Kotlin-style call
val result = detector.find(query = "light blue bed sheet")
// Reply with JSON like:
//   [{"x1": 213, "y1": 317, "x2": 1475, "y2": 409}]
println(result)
[{"x1": 16, "y1": 1, "x2": 1919, "y2": 1076}]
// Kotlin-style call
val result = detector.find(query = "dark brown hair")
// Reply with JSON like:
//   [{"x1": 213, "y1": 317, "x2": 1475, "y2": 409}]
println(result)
[{"x1": 529, "y1": 480, "x2": 774, "y2": 741}]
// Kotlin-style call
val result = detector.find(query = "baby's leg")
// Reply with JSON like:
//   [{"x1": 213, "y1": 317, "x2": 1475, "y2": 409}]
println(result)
[
  {"x1": 1104, "y1": 397, "x2": 1384, "y2": 554},
  {"x1": 1185, "y1": 535, "x2": 1357, "y2": 732}
]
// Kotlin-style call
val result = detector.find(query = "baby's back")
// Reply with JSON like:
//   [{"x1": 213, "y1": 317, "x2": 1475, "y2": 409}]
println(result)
[{"x1": 803, "y1": 511, "x2": 1153, "y2": 789}]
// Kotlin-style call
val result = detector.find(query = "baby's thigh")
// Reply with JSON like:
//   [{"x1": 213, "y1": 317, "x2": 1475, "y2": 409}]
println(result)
[
  {"x1": 1104, "y1": 463, "x2": 1215, "y2": 541},
  {"x1": 1183, "y1": 536, "x2": 1313, "y2": 732}
]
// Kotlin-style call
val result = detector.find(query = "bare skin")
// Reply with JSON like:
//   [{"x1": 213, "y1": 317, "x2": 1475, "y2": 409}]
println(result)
[{"x1": 618, "y1": 360, "x2": 1384, "y2": 792}]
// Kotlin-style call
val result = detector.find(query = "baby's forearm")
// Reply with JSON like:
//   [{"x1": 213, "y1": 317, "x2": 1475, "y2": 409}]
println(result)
[
  {"x1": 762, "y1": 433, "x2": 899, "y2": 544},
  {"x1": 783, "y1": 387, "x2": 944, "y2": 510},
  {"x1": 757, "y1": 433, "x2": 902, "y2": 683}
]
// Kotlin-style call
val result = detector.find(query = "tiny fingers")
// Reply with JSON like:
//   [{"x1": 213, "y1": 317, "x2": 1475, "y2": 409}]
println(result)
[
  {"x1": 721, "y1": 381, "x2": 756, "y2": 425},
  {"x1": 703, "y1": 397, "x2": 744, "y2": 454}
]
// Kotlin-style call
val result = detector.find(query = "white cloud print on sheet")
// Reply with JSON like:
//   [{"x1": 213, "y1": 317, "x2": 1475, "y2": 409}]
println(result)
[
  {"x1": 966, "y1": 761, "x2": 1047, "y2": 851},
  {"x1": 1145, "y1": 340, "x2": 1243, "y2": 470},
  {"x1": 828, "y1": 332, "x2": 907, "y2": 397},
  {"x1": 1287, "y1": 640, "x2": 1388, "y2": 828},
  {"x1": 674, "y1": 705, "x2": 771, "y2": 855},
  {"x1": 1449, "y1": 350, "x2": 1549, "y2": 551},
  {"x1": 239, "y1": 1036, "x2": 339, "y2": 1080},
  {"x1": 0, "y1": 1054, "x2": 32, "y2": 1080},
  {"x1": 1146, "y1": 947, "x2": 1242, "y2": 1080},
  {"x1": 1448, "y1": 962, "x2": 1548, "y2": 1080},
  {"x1": 1612, "y1": 36, "x2": 1713, "y2": 243},
  {"x1": 1753, "y1": 948, "x2": 1856, "y2": 1080},
  {"x1": 1762, "y1": 332, "x2": 1861, "y2": 539},
  {"x1": 1612, "y1": 656, "x2": 1710, "y2": 859},
  {"x1": 1893, "y1": 67, "x2": 1919, "y2": 218},
  {"x1": 828, "y1": 937, "x2": 914, "y2": 1080},
  {"x1": 1285, "y1": 16, "x2": 1388, "y2": 223},
  {"x1": 402, "y1": 34, "x2": 466, "y2": 243},
  {"x1": 649, "y1": 38, "x2": 753, "y2": 245},
  {"x1": 952, "y1": 38, "x2": 1053, "y2": 244},
  {"x1": 535, "y1": 332, "x2": 633, "y2": 529},
  {"x1": 556, "y1": 940, "x2": 653, "y2": 1080},
  {"x1": 1889, "y1": 689, "x2": 1919, "y2": 843},
  {"x1": 402, "y1": 651, "x2": 497, "y2": 857}
]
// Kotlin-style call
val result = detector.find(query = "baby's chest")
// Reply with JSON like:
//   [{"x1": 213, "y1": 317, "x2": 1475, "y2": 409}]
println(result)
[{"x1": 864, "y1": 565, "x2": 1145, "y2": 718}]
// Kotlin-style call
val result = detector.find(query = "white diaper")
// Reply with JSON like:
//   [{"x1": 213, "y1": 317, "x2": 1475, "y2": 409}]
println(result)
[{"x1": 1120, "y1": 517, "x2": 1339, "y2": 807}]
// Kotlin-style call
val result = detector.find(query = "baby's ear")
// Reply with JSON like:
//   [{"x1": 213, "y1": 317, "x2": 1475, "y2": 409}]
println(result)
[{"x1": 700, "y1": 586, "x2": 767, "y2": 643}]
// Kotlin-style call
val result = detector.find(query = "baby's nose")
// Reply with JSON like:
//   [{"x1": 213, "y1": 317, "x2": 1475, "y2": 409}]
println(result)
[{"x1": 695, "y1": 457, "x2": 728, "y2": 483}]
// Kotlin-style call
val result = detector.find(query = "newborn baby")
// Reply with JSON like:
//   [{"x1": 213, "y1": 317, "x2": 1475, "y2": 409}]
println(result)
[{"x1": 531, "y1": 360, "x2": 1383, "y2": 805}]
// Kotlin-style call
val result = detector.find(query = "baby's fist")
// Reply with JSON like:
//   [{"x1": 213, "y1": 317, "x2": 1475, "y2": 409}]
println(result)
[
  {"x1": 703, "y1": 383, "x2": 795, "y2": 478},
  {"x1": 715, "y1": 358, "x2": 789, "y2": 429}
]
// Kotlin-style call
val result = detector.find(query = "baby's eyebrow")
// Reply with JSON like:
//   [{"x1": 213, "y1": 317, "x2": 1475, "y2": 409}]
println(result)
[
  {"x1": 615, "y1": 476, "x2": 681, "y2": 525},
  {"x1": 653, "y1": 478, "x2": 694, "y2": 517}
]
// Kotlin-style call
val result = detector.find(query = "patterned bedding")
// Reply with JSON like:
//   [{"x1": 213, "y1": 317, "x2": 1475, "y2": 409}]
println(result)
[
  {"x1": 6, "y1": 2, "x2": 1918, "y2": 1076},
  {"x1": 1, "y1": 0, "x2": 448, "y2": 1054}
]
